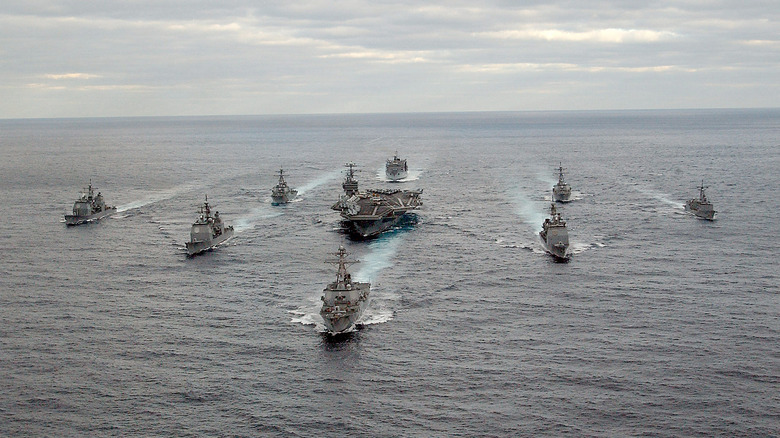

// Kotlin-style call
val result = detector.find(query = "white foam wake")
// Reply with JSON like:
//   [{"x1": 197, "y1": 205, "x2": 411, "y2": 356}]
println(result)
[
  {"x1": 511, "y1": 190, "x2": 548, "y2": 228},
  {"x1": 116, "y1": 183, "x2": 200, "y2": 212},
  {"x1": 536, "y1": 169, "x2": 558, "y2": 188},
  {"x1": 233, "y1": 205, "x2": 283, "y2": 232},
  {"x1": 289, "y1": 295, "x2": 328, "y2": 332},
  {"x1": 353, "y1": 232, "x2": 406, "y2": 283},
  {"x1": 634, "y1": 186, "x2": 685, "y2": 209},
  {"x1": 296, "y1": 169, "x2": 343, "y2": 196}
]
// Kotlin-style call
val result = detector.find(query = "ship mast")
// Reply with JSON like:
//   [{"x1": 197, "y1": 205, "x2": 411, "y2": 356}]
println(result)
[
  {"x1": 327, "y1": 246, "x2": 359, "y2": 284},
  {"x1": 556, "y1": 162, "x2": 566, "y2": 184},
  {"x1": 698, "y1": 180, "x2": 708, "y2": 202}
]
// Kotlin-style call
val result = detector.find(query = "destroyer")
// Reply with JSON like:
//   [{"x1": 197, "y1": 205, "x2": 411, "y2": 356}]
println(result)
[
  {"x1": 333, "y1": 163, "x2": 422, "y2": 238},
  {"x1": 685, "y1": 181, "x2": 716, "y2": 220},
  {"x1": 186, "y1": 196, "x2": 234, "y2": 256},
  {"x1": 552, "y1": 163, "x2": 572, "y2": 202},
  {"x1": 271, "y1": 168, "x2": 298, "y2": 205},
  {"x1": 320, "y1": 246, "x2": 370, "y2": 333},
  {"x1": 540, "y1": 203, "x2": 570, "y2": 260},
  {"x1": 64, "y1": 180, "x2": 116, "y2": 225},
  {"x1": 385, "y1": 151, "x2": 408, "y2": 181}
]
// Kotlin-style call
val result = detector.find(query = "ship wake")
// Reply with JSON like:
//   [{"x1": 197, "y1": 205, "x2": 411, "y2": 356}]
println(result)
[
  {"x1": 510, "y1": 189, "x2": 548, "y2": 229},
  {"x1": 296, "y1": 169, "x2": 343, "y2": 196},
  {"x1": 633, "y1": 185, "x2": 685, "y2": 210},
  {"x1": 233, "y1": 205, "x2": 282, "y2": 232},
  {"x1": 116, "y1": 183, "x2": 200, "y2": 212}
]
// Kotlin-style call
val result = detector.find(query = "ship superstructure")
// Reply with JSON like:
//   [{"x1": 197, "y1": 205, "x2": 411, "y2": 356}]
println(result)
[
  {"x1": 685, "y1": 181, "x2": 716, "y2": 220},
  {"x1": 271, "y1": 168, "x2": 298, "y2": 205},
  {"x1": 186, "y1": 196, "x2": 234, "y2": 256},
  {"x1": 320, "y1": 246, "x2": 370, "y2": 333},
  {"x1": 552, "y1": 163, "x2": 572, "y2": 203},
  {"x1": 64, "y1": 180, "x2": 116, "y2": 225},
  {"x1": 385, "y1": 152, "x2": 408, "y2": 181},
  {"x1": 540, "y1": 203, "x2": 570, "y2": 260}
]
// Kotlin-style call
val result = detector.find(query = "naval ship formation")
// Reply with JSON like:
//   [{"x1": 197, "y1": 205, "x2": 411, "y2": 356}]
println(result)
[
  {"x1": 332, "y1": 162, "x2": 423, "y2": 238},
  {"x1": 320, "y1": 246, "x2": 371, "y2": 333},
  {"x1": 64, "y1": 180, "x2": 116, "y2": 225},
  {"x1": 685, "y1": 180, "x2": 716, "y2": 220},
  {"x1": 62, "y1": 152, "x2": 725, "y2": 335},
  {"x1": 185, "y1": 196, "x2": 234, "y2": 256}
]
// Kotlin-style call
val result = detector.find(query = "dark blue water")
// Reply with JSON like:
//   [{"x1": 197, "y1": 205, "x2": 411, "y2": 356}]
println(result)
[{"x1": 1, "y1": 110, "x2": 778, "y2": 436}]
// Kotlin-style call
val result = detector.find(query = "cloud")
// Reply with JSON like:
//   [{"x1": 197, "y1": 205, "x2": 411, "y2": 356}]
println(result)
[
  {"x1": 319, "y1": 49, "x2": 431, "y2": 64},
  {"x1": 478, "y1": 28, "x2": 679, "y2": 43},
  {"x1": 457, "y1": 63, "x2": 698, "y2": 74},
  {"x1": 42, "y1": 73, "x2": 102, "y2": 80},
  {"x1": 0, "y1": 1, "x2": 778, "y2": 117}
]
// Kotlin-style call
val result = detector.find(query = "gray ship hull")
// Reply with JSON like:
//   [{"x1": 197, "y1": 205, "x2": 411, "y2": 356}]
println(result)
[
  {"x1": 320, "y1": 283, "x2": 370, "y2": 333},
  {"x1": 386, "y1": 168, "x2": 408, "y2": 181},
  {"x1": 552, "y1": 184, "x2": 571, "y2": 202},
  {"x1": 321, "y1": 298, "x2": 370, "y2": 333},
  {"x1": 346, "y1": 215, "x2": 405, "y2": 238},
  {"x1": 64, "y1": 207, "x2": 117, "y2": 225},
  {"x1": 186, "y1": 228, "x2": 234, "y2": 256},
  {"x1": 271, "y1": 190, "x2": 298, "y2": 205},
  {"x1": 540, "y1": 229, "x2": 569, "y2": 260},
  {"x1": 685, "y1": 202, "x2": 715, "y2": 220}
]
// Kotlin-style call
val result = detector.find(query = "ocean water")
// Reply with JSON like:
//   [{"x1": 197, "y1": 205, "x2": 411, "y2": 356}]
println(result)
[{"x1": 0, "y1": 110, "x2": 778, "y2": 437}]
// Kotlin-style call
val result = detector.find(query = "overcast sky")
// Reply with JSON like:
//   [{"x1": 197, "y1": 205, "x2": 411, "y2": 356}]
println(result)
[{"x1": 1, "y1": 1, "x2": 778, "y2": 118}]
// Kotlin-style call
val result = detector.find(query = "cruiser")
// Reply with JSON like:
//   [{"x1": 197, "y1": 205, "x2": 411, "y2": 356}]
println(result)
[
  {"x1": 320, "y1": 246, "x2": 370, "y2": 333},
  {"x1": 540, "y1": 203, "x2": 570, "y2": 260},
  {"x1": 186, "y1": 196, "x2": 234, "y2": 256},
  {"x1": 552, "y1": 163, "x2": 572, "y2": 202},
  {"x1": 333, "y1": 163, "x2": 422, "y2": 238},
  {"x1": 385, "y1": 152, "x2": 408, "y2": 181},
  {"x1": 685, "y1": 181, "x2": 716, "y2": 220},
  {"x1": 271, "y1": 168, "x2": 298, "y2": 205},
  {"x1": 64, "y1": 180, "x2": 116, "y2": 225}
]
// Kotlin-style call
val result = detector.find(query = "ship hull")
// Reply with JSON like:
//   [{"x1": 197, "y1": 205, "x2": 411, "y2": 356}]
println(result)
[
  {"x1": 186, "y1": 228, "x2": 234, "y2": 256},
  {"x1": 386, "y1": 169, "x2": 408, "y2": 181},
  {"x1": 344, "y1": 215, "x2": 406, "y2": 238},
  {"x1": 540, "y1": 229, "x2": 570, "y2": 260},
  {"x1": 685, "y1": 203, "x2": 715, "y2": 220},
  {"x1": 552, "y1": 184, "x2": 571, "y2": 202},
  {"x1": 320, "y1": 294, "x2": 370, "y2": 333},
  {"x1": 271, "y1": 190, "x2": 298, "y2": 205},
  {"x1": 321, "y1": 304, "x2": 366, "y2": 333},
  {"x1": 64, "y1": 207, "x2": 117, "y2": 225}
]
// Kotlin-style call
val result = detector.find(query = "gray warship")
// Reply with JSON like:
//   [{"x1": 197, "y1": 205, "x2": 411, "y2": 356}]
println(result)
[
  {"x1": 333, "y1": 162, "x2": 423, "y2": 238},
  {"x1": 540, "y1": 203, "x2": 570, "y2": 260},
  {"x1": 186, "y1": 196, "x2": 234, "y2": 256},
  {"x1": 552, "y1": 163, "x2": 572, "y2": 202},
  {"x1": 64, "y1": 180, "x2": 117, "y2": 225},
  {"x1": 271, "y1": 168, "x2": 298, "y2": 205},
  {"x1": 685, "y1": 181, "x2": 716, "y2": 220},
  {"x1": 385, "y1": 151, "x2": 408, "y2": 181},
  {"x1": 320, "y1": 246, "x2": 371, "y2": 333}
]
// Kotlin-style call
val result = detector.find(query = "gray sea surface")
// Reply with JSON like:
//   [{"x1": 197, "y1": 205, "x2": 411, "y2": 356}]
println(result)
[{"x1": 0, "y1": 110, "x2": 778, "y2": 436}]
